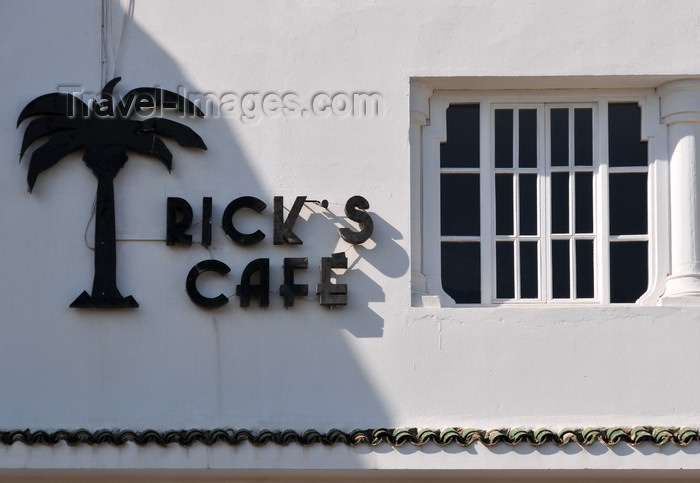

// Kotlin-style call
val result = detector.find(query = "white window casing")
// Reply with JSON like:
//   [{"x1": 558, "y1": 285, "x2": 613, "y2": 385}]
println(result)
[{"x1": 411, "y1": 83, "x2": 675, "y2": 307}]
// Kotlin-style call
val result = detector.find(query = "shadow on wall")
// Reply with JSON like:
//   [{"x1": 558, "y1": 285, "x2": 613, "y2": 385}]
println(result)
[
  {"x1": 7, "y1": 0, "x2": 406, "y2": 434},
  {"x1": 304, "y1": 208, "x2": 410, "y2": 338}
]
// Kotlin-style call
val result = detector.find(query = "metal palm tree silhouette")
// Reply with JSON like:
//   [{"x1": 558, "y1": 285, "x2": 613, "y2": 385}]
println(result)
[{"x1": 17, "y1": 77, "x2": 207, "y2": 308}]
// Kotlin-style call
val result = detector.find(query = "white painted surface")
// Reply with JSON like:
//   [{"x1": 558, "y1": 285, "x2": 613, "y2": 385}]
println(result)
[
  {"x1": 3, "y1": 439, "x2": 700, "y2": 473},
  {"x1": 2, "y1": 0, "x2": 700, "y2": 474},
  {"x1": 660, "y1": 80, "x2": 700, "y2": 298}
]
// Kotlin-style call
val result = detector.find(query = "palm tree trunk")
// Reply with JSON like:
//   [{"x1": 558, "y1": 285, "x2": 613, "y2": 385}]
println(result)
[
  {"x1": 92, "y1": 173, "x2": 121, "y2": 299},
  {"x1": 71, "y1": 161, "x2": 138, "y2": 308}
]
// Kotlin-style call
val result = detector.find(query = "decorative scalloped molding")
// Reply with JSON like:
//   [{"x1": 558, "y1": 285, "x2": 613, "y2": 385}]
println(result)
[{"x1": 0, "y1": 427, "x2": 698, "y2": 448}]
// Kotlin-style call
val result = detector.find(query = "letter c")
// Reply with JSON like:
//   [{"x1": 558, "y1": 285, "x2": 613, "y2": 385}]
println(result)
[
  {"x1": 222, "y1": 196, "x2": 267, "y2": 245},
  {"x1": 186, "y1": 259, "x2": 231, "y2": 308}
]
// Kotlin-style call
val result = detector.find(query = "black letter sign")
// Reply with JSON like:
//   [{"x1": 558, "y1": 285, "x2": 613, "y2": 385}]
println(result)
[
  {"x1": 280, "y1": 258, "x2": 309, "y2": 307},
  {"x1": 202, "y1": 197, "x2": 212, "y2": 246},
  {"x1": 166, "y1": 197, "x2": 193, "y2": 246},
  {"x1": 316, "y1": 252, "x2": 348, "y2": 307},
  {"x1": 236, "y1": 258, "x2": 270, "y2": 307},
  {"x1": 339, "y1": 195, "x2": 373, "y2": 245},
  {"x1": 186, "y1": 259, "x2": 231, "y2": 309},
  {"x1": 222, "y1": 196, "x2": 267, "y2": 245},
  {"x1": 274, "y1": 196, "x2": 306, "y2": 245}
]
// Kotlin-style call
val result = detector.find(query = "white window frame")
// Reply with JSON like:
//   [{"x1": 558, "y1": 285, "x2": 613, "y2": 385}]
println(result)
[{"x1": 415, "y1": 89, "x2": 668, "y2": 307}]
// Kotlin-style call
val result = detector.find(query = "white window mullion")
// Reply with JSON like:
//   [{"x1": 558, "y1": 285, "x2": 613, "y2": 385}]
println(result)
[
  {"x1": 513, "y1": 172, "x2": 521, "y2": 300},
  {"x1": 567, "y1": 107, "x2": 578, "y2": 300},
  {"x1": 568, "y1": 106, "x2": 576, "y2": 170},
  {"x1": 567, "y1": 172, "x2": 576, "y2": 301},
  {"x1": 608, "y1": 166, "x2": 649, "y2": 174},
  {"x1": 597, "y1": 100, "x2": 611, "y2": 303},
  {"x1": 513, "y1": 108, "x2": 520, "y2": 300},
  {"x1": 609, "y1": 234, "x2": 648, "y2": 242},
  {"x1": 543, "y1": 105, "x2": 553, "y2": 301},
  {"x1": 569, "y1": 186, "x2": 575, "y2": 299},
  {"x1": 481, "y1": 100, "x2": 493, "y2": 304},
  {"x1": 536, "y1": 104, "x2": 546, "y2": 301},
  {"x1": 570, "y1": 237, "x2": 577, "y2": 299}
]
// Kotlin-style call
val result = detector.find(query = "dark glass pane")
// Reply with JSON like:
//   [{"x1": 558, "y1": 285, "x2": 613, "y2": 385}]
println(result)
[
  {"x1": 495, "y1": 109, "x2": 513, "y2": 168},
  {"x1": 609, "y1": 103, "x2": 648, "y2": 167},
  {"x1": 496, "y1": 241, "x2": 514, "y2": 299},
  {"x1": 519, "y1": 109, "x2": 537, "y2": 168},
  {"x1": 440, "y1": 104, "x2": 480, "y2": 168},
  {"x1": 575, "y1": 239, "x2": 594, "y2": 299},
  {"x1": 575, "y1": 171, "x2": 593, "y2": 234},
  {"x1": 551, "y1": 172, "x2": 569, "y2": 234},
  {"x1": 552, "y1": 240, "x2": 570, "y2": 298},
  {"x1": 574, "y1": 108, "x2": 593, "y2": 166},
  {"x1": 519, "y1": 174, "x2": 537, "y2": 236},
  {"x1": 520, "y1": 241, "x2": 538, "y2": 299},
  {"x1": 441, "y1": 242, "x2": 480, "y2": 303},
  {"x1": 610, "y1": 241, "x2": 648, "y2": 303},
  {"x1": 609, "y1": 173, "x2": 647, "y2": 235},
  {"x1": 551, "y1": 108, "x2": 569, "y2": 166},
  {"x1": 495, "y1": 173, "x2": 513, "y2": 236},
  {"x1": 440, "y1": 174, "x2": 480, "y2": 236}
]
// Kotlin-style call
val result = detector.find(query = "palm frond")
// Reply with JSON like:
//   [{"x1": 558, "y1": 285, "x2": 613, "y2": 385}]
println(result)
[
  {"x1": 118, "y1": 88, "x2": 204, "y2": 118},
  {"x1": 20, "y1": 117, "x2": 80, "y2": 158},
  {"x1": 126, "y1": 135, "x2": 173, "y2": 171},
  {"x1": 137, "y1": 118, "x2": 207, "y2": 150},
  {"x1": 17, "y1": 93, "x2": 89, "y2": 127},
  {"x1": 93, "y1": 77, "x2": 123, "y2": 117},
  {"x1": 101, "y1": 77, "x2": 121, "y2": 98},
  {"x1": 27, "y1": 131, "x2": 84, "y2": 191}
]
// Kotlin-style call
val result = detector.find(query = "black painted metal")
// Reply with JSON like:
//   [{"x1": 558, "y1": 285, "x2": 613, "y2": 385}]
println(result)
[
  {"x1": 316, "y1": 252, "x2": 348, "y2": 306},
  {"x1": 72, "y1": 162, "x2": 139, "y2": 308},
  {"x1": 18, "y1": 77, "x2": 207, "y2": 308},
  {"x1": 222, "y1": 196, "x2": 267, "y2": 245},
  {"x1": 339, "y1": 196, "x2": 373, "y2": 245},
  {"x1": 236, "y1": 258, "x2": 270, "y2": 307},
  {"x1": 185, "y1": 259, "x2": 231, "y2": 308},
  {"x1": 166, "y1": 197, "x2": 194, "y2": 246},
  {"x1": 273, "y1": 196, "x2": 305, "y2": 245},
  {"x1": 305, "y1": 199, "x2": 329, "y2": 209},
  {"x1": 280, "y1": 257, "x2": 309, "y2": 307},
  {"x1": 202, "y1": 197, "x2": 212, "y2": 247}
]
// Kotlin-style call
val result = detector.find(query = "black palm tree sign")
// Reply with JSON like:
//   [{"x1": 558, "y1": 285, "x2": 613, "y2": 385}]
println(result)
[{"x1": 17, "y1": 77, "x2": 207, "y2": 308}]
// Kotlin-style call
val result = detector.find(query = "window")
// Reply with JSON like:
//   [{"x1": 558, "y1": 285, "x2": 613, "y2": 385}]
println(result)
[{"x1": 428, "y1": 92, "x2": 659, "y2": 306}]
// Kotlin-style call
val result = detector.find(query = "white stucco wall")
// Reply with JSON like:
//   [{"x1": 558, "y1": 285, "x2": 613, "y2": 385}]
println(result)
[{"x1": 2, "y1": 0, "x2": 700, "y2": 476}]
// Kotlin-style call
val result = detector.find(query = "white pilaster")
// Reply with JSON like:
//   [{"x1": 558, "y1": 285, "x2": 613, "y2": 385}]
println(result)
[
  {"x1": 410, "y1": 81, "x2": 434, "y2": 306},
  {"x1": 659, "y1": 79, "x2": 700, "y2": 303}
]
